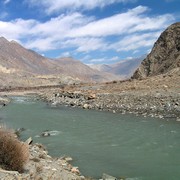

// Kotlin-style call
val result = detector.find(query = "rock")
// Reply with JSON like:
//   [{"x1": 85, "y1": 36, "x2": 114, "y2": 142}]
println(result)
[
  {"x1": 132, "y1": 22, "x2": 180, "y2": 79},
  {"x1": 102, "y1": 173, "x2": 117, "y2": 180},
  {"x1": 164, "y1": 102, "x2": 171, "y2": 111},
  {"x1": 41, "y1": 132, "x2": 50, "y2": 137},
  {"x1": 163, "y1": 85, "x2": 168, "y2": 88},
  {"x1": 87, "y1": 94, "x2": 96, "y2": 100},
  {"x1": 83, "y1": 104, "x2": 89, "y2": 109},
  {"x1": 0, "y1": 97, "x2": 10, "y2": 106},
  {"x1": 71, "y1": 167, "x2": 80, "y2": 175},
  {"x1": 15, "y1": 128, "x2": 26, "y2": 137},
  {"x1": 51, "y1": 101, "x2": 58, "y2": 107},
  {"x1": 175, "y1": 102, "x2": 179, "y2": 106},
  {"x1": 0, "y1": 168, "x2": 19, "y2": 175},
  {"x1": 25, "y1": 137, "x2": 33, "y2": 145},
  {"x1": 52, "y1": 168, "x2": 57, "y2": 171},
  {"x1": 64, "y1": 157, "x2": 73, "y2": 162}
]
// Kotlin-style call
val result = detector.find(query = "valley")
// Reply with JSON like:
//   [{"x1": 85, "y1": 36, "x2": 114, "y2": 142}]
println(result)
[{"x1": 0, "y1": 21, "x2": 179, "y2": 180}]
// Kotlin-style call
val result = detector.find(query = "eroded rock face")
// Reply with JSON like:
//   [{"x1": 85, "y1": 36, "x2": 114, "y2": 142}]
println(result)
[{"x1": 132, "y1": 22, "x2": 180, "y2": 79}]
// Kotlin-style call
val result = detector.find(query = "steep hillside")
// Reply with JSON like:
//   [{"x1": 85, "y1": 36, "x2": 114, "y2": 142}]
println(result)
[
  {"x1": 0, "y1": 37, "x2": 54, "y2": 75},
  {"x1": 51, "y1": 57, "x2": 119, "y2": 82},
  {"x1": 0, "y1": 37, "x2": 119, "y2": 86},
  {"x1": 132, "y1": 22, "x2": 180, "y2": 79}
]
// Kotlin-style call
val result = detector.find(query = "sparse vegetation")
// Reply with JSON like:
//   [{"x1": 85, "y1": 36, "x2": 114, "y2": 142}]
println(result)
[{"x1": 0, "y1": 128, "x2": 29, "y2": 172}]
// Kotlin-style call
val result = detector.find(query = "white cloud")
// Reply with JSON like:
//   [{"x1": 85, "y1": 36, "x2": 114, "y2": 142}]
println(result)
[
  {"x1": 0, "y1": 19, "x2": 36, "y2": 40},
  {"x1": 90, "y1": 58, "x2": 106, "y2": 63},
  {"x1": 4, "y1": 0, "x2": 11, "y2": 5},
  {"x1": 128, "y1": 14, "x2": 174, "y2": 33},
  {"x1": 30, "y1": 13, "x2": 91, "y2": 38},
  {"x1": 126, "y1": 56, "x2": 133, "y2": 60},
  {"x1": 68, "y1": 6, "x2": 174, "y2": 38},
  {"x1": 110, "y1": 32, "x2": 161, "y2": 52},
  {"x1": 60, "y1": 51, "x2": 71, "y2": 57},
  {"x1": 80, "y1": 55, "x2": 92, "y2": 62},
  {"x1": 27, "y1": 6, "x2": 174, "y2": 52},
  {"x1": 0, "y1": 6, "x2": 175, "y2": 55},
  {"x1": 27, "y1": 0, "x2": 135, "y2": 14},
  {"x1": 25, "y1": 38, "x2": 57, "y2": 51},
  {"x1": 132, "y1": 50, "x2": 139, "y2": 54},
  {"x1": 62, "y1": 37, "x2": 108, "y2": 52},
  {"x1": 87, "y1": 56, "x2": 120, "y2": 64},
  {"x1": 110, "y1": 56, "x2": 119, "y2": 61}
]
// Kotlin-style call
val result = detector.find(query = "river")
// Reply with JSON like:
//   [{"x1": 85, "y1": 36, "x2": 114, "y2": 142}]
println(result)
[{"x1": 0, "y1": 96, "x2": 180, "y2": 179}]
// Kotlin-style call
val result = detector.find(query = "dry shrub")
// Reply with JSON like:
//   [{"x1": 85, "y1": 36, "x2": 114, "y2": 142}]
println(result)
[{"x1": 0, "y1": 128, "x2": 29, "y2": 172}]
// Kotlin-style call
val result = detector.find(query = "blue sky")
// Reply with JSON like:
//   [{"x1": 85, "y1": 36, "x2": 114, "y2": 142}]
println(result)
[{"x1": 0, "y1": 0, "x2": 179, "y2": 64}]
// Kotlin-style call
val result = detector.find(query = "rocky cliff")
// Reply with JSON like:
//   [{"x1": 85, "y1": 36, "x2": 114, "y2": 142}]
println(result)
[{"x1": 132, "y1": 22, "x2": 180, "y2": 79}]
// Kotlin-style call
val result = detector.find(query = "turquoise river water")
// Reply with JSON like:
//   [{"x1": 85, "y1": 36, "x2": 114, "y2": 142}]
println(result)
[{"x1": 0, "y1": 96, "x2": 180, "y2": 179}]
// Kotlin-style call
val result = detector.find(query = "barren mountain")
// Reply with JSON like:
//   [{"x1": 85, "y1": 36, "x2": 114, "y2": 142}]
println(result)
[
  {"x1": 51, "y1": 57, "x2": 119, "y2": 82},
  {"x1": 132, "y1": 22, "x2": 180, "y2": 79},
  {"x1": 0, "y1": 37, "x2": 119, "y2": 86},
  {"x1": 90, "y1": 56, "x2": 144, "y2": 79},
  {"x1": 0, "y1": 37, "x2": 54, "y2": 75}
]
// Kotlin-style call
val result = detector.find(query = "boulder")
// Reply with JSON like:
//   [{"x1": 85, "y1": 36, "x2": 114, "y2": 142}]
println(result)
[
  {"x1": 102, "y1": 173, "x2": 117, "y2": 180},
  {"x1": 83, "y1": 104, "x2": 89, "y2": 109},
  {"x1": 71, "y1": 167, "x2": 80, "y2": 175},
  {"x1": 25, "y1": 137, "x2": 33, "y2": 145},
  {"x1": 0, "y1": 97, "x2": 10, "y2": 106},
  {"x1": 41, "y1": 132, "x2": 50, "y2": 137}
]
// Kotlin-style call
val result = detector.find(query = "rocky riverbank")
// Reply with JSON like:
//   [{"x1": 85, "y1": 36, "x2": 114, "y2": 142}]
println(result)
[
  {"x1": 0, "y1": 140, "x2": 85, "y2": 180},
  {"x1": 42, "y1": 91, "x2": 179, "y2": 120},
  {"x1": 40, "y1": 72, "x2": 180, "y2": 120},
  {"x1": 0, "y1": 72, "x2": 179, "y2": 179},
  {"x1": 0, "y1": 98, "x2": 87, "y2": 180}
]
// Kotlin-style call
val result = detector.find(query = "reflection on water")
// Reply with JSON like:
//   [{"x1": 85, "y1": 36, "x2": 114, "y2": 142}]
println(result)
[{"x1": 0, "y1": 96, "x2": 180, "y2": 179}]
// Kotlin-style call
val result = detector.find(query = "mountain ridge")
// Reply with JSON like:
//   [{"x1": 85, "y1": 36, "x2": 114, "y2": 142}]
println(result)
[
  {"x1": 90, "y1": 56, "x2": 144, "y2": 79},
  {"x1": 0, "y1": 37, "x2": 121, "y2": 86},
  {"x1": 132, "y1": 22, "x2": 180, "y2": 79}
]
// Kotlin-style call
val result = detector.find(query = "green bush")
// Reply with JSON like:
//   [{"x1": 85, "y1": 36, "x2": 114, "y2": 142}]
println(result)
[{"x1": 0, "y1": 128, "x2": 29, "y2": 172}]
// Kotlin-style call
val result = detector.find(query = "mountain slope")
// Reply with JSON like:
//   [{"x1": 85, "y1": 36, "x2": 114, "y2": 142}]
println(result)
[
  {"x1": 132, "y1": 22, "x2": 180, "y2": 79},
  {"x1": 0, "y1": 37, "x2": 120, "y2": 85},
  {"x1": 51, "y1": 57, "x2": 119, "y2": 82},
  {"x1": 0, "y1": 37, "x2": 54, "y2": 75},
  {"x1": 90, "y1": 56, "x2": 144, "y2": 79}
]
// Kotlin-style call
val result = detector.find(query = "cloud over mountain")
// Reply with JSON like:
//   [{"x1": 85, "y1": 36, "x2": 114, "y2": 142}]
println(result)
[{"x1": 0, "y1": 0, "x2": 178, "y2": 64}]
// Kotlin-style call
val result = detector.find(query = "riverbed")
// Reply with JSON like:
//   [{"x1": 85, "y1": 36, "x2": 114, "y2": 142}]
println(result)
[{"x1": 0, "y1": 96, "x2": 180, "y2": 179}]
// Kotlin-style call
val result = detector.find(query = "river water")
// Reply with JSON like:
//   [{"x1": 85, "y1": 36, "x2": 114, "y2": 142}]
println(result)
[{"x1": 0, "y1": 96, "x2": 180, "y2": 179}]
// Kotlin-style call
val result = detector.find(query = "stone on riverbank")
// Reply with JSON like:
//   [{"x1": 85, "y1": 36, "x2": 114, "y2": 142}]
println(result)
[
  {"x1": 0, "y1": 97, "x2": 10, "y2": 106},
  {"x1": 0, "y1": 142, "x2": 84, "y2": 180}
]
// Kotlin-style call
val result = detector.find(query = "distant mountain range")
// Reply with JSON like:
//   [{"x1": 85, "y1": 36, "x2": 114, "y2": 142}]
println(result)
[
  {"x1": 0, "y1": 36, "x2": 144, "y2": 87},
  {"x1": 89, "y1": 56, "x2": 145, "y2": 79}
]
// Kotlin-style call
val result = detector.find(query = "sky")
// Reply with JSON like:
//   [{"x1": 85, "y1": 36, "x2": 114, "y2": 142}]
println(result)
[{"x1": 0, "y1": 0, "x2": 179, "y2": 65}]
